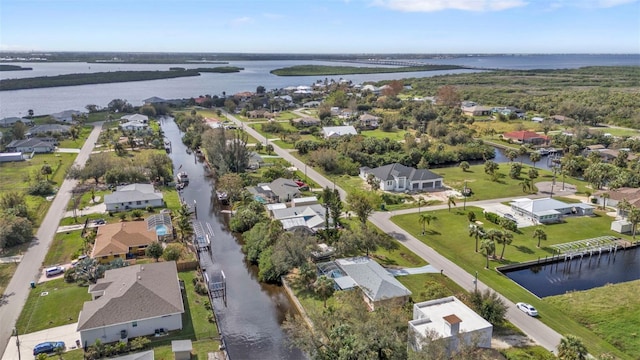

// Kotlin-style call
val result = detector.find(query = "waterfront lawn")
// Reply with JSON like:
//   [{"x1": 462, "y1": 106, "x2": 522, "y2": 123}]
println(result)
[
  {"x1": 15, "y1": 278, "x2": 90, "y2": 334},
  {"x1": 0, "y1": 263, "x2": 18, "y2": 296},
  {"x1": 372, "y1": 244, "x2": 428, "y2": 268},
  {"x1": 44, "y1": 230, "x2": 85, "y2": 266},
  {"x1": 391, "y1": 207, "x2": 630, "y2": 358},
  {"x1": 546, "y1": 280, "x2": 640, "y2": 358},
  {"x1": 58, "y1": 125, "x2": 93, "y2": 148}
]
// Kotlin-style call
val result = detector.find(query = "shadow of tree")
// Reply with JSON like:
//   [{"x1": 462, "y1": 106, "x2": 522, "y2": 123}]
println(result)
[{"x1": 515, "y1": 245, "x2": 534, "y2": 254}]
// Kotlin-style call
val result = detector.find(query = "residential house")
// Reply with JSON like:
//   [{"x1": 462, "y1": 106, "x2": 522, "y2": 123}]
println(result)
[
  {"x1": 594, "y1": 187, "x2": 640, "y2": 217},
  {"x1": 358, "y1": 113, "x2": 380, "y2": 129},
  {"x1": 109, "y1": 351, "x2": 154, "y2": 360},
  {"x1": 461, "y1": 105, "x2": 492, "y2": 117},
  {"x1": 303, "y1": 101, "x2": 321, "y2": 108},
  {"x1": 248, "y1": 152, "x2": 264, "y2": 169},
  {"x1": 0, "y1": 117, "x2": 33, "y2": 127},
  {"x1": 120, "y1": 114, "x2": 149, "y2": 124},
  {"x1": 502, "y1": 130, "x2": 549, "y2": 145},
  {"x1": 531, "y1": 117, "x2": 545, "y2": 123},
  {"x1": 408, "y1": 296, "x2": 492, "y2": 355},
  {"x1": 493, "y1": 106, "x2": 525, "y2": 118},
  {"x1": 104, "y1": 183, "x2": 164, "y2": 211},
  {"x1": 551, "y1": 115, "x2": 572, "y2": 124},
  {"x1": 77, "y1": 261, "x2": 184, "y2": 345},
  {"x1": 247, "y1": 109, "x2": 275, "y2": 119},
  {"x1": 322, "y1": 125, "x2": 358, "y2": 138},
  {"x1": 26, "y1": 124, "x2": 71, "y2": 137},
  {"x1": 271, "y1": 204, "x2": 328, "y2": 232},
  {"x1": 51, "y1": 109, "x2": 85, "y2": 123},
  {"x1": 509, "y1": 198, "x2": 594, "y2": 224},
  {"x1": 119, "y1": 121, "x2": 149, "y2": 132},
  {"x1": 90, "y1": 220, "x2": 163, "y2": 263},
  {"x1": 360, "y1": 163, "x2": 443, "y2": 192},
  {"x1": 334, "y1": 257, "x2": 411, "y2": 310},
  {"x1": 247, "y1": 178, "x2": 301, "y2": 203},
  {"x1": 143, "y1": 96, "x2": 166, "y2": 105},
  {"x1": 291, "y1": 117, "x2": 321, "y2": 127},
  {"x1": 361, "y1": 84, "x2": 380, "y2": 95},
  {"x1": 5, "y1": 138, "x2": 55, "y2": 153}
]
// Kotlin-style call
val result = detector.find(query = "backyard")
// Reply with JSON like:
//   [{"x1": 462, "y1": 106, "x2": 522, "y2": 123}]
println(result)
[{"x1": 391, "y1": 206, "x2": 633, "y2": 358}]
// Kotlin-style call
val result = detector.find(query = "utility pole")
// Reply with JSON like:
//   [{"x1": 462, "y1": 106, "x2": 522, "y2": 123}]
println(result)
[
  {"x1": 13, "y1": 327, "x2": 21, "y2": 360},
  {"x1": 474, "y1": 271, "x2": 478, "y2": 292},
  {"x1": 463, "y1": 181, "x2": 468, "y2": 210}
]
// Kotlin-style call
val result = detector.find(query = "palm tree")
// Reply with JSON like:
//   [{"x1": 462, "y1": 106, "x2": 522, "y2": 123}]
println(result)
[
  {"x1": 175, "y1": 203, "x2": 194, "y2": 242},
  {"x1": 532, "y1": 227, "x2": 547, "y2": 248},
  {"x1": 497, "y1": 231, "x2": 513, "y2": 259},
  {"x1": 418, "y1": 213, "x2": 437, "y2": 235},
  {"x1": 480, "y1": 239, "x2": 495, "y2": 269},
  {"x1": 506, "y1": 150, "x2": 518, "y2": 163},
  {"x1": 519, "y1": 178, "x2": 532, "y2": 193},
  {"x1": 529, "y1": 151, "x2": 541, "y2": 169},
  {"x1": 601, "y1": 192, "x2": 610, "y2": 210},
  {"x1": 557, "y1": 335, "x2": 588, "y2": 360},
  {"x1": 314, "y1": 275, "x2": 335, "y2": 308},
  {"x1": 469, "y1": 225, "x2": 485, "y2": 253},
  {"x1": 518, "y1": 146, "x2": 528, "y2": 165},
  {"x1": 484, "y1": 228, "x2": 502, "y2": 248},
  {"x1": 447, "y1": 195, "x2": 456, "y2": 212},
  {"x1": 616, "y1": 198, "x2": 631, "y2": 219},
  {"x1": 416, "y1": 197, "x2": 426, "y2": 214},
  {"x1": 628, "y1": 207, "x2": 640, "y2": 241}
]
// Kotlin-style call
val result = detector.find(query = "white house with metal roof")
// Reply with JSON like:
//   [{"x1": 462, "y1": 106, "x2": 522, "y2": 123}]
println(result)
[
  {"x1": 360, "y1": 163, "x2": 443, "y2": 192},
  {"x1": 322, "y1": 125, "x2": 358, "y2": 138},
  {"x1": 509, "y1": 197, "x2": 594, "y2": 224},
  {"x1": 335, "y1": 257, "x2": 411, "y2": 310},
  {"x1": 409, "y1": 296, "x2": 492, "y2": 355},
  {"x1": 104, "y1": 183, "x2": 164, "y2": 211},
  {"x1": 271, "y1": 204, "x2": 327, "y2": 232},
  {"x1": 77, "y1": 261, "x2": 184, "y2": 346}
]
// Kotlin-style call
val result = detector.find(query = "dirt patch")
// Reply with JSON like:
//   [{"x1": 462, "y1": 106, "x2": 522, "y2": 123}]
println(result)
[{"x1": 491, "y1": 334, "x2": 536, "y2": 349}]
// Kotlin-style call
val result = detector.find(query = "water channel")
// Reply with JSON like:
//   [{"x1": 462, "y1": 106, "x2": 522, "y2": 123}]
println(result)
[
  {"x1": 501, "y1": 246, "x2": 640, "y2": 298},
  {"x1": 161, "y1": 118, "x2": 306, "y2": 360}
]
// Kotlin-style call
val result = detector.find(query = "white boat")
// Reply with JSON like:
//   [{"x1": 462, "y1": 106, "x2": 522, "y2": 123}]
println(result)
[
  {"x1": 177, "y1": 171, "x2": 189, "y2": 184},
  {"x1": 216, "y1": 191, "x2": 228, "y2": 202},
  {"x1": 536, "y1": 148, "x2": 549, "y2": 156}
]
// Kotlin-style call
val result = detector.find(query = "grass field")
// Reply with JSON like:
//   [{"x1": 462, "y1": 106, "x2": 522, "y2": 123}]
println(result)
[
  {"x1": 0, "y1": 263, "x2": 18, "y2": 296},
  {"x1": 15, "y1": 278, "x2": 91, "y2": 334},
  {"x1": 43, "y1": 230, "x2": 85, "y2": 266},
  {"x1": 360, "y1": 128, "x2": 410, "y2": 141},
  {"x1": 58, "y1": 125, "x2": 94, "y2": 148},
  {"x1": 391, "y1": 207, "x2": 632, "y2": 358}
]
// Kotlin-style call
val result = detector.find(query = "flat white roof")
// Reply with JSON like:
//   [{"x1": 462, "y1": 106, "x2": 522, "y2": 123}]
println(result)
[
  {"x1": 266, "y1": 203, "x2": 287, "y2": 211},
  {"x1": 410, "y1": 296, "x2": 492, "y2": 338},
  {"x1": 292, "y1": 196, "x2": 318, "y2": 204}
]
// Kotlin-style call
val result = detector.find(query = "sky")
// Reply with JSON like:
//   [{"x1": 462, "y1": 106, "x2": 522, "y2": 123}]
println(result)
[{"x1": 1, "y1": 0, "x2": 639, "y2": 54}]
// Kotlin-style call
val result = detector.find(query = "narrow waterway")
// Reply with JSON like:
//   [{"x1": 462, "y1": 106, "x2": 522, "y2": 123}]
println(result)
[{"x1": 161, "y1": 118, "x2": 306, "y2": 360}]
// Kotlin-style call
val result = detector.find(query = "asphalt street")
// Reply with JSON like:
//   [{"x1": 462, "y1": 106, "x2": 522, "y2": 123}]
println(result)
[
  {"x1": 0, "y1": 123, "x2": 103, "y2": 358},
  {"x1": 223, "y1": 110, "x2": 564, "y2": 353}
]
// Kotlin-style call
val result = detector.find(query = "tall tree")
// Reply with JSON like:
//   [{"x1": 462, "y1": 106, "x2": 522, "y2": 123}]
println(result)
[
  {"x1": 497, "y1": 231, "x2": 513, "y2": 259},
  {"x1": 217, "y1": 173, "x2": 245, "y2": 205},
  {"x1": 347, "y1": 191, "x2": 376, "y2": 228},
  {"x1": 628, "y1": 207, "x2": 640, "y2": 240},
  {"x1": 436, "y1": 85, "x2": 461, "y2": 108},
  {"x1": 530, "y1": 151, "x2": 541, "y2": 168},
  {"x1": 145, "y1": 241, "x2": 164, "y2": 262},
  {"x1": 468, "y1": 224, "x2": 485, "y2": 253},
  {"x1": 174, "y1": 203, "x2": 194, "y2": 242},
  {"x1": 446, "y1": 195, "x2": 456, "y2": 212},
  {"x1": 314, "y1": 275, "x2": 335, "y2": 308},
  {"x1": 532, "y1": 227, "x2": 547, "y2": 248}
]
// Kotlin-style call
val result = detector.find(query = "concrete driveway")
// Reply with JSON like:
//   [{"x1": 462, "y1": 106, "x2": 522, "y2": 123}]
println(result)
[
  {"x1": 2, "y1": 323, "x2": 81, "y2": 360},
  {"x1": 64, "y1": 203, "x2": 106, "y2": 218},
  {"x1": 478, "y1": 203, "x2": 534, "y2": 228}
]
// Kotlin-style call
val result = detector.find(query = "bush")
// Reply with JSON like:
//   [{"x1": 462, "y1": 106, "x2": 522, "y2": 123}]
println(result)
[
  {"x1": 194, "y1": 281, "x2": 208, "y2": 295},
  {"x1": 64, "y1": 268, "x2": 76, "y2": 283},
  {"x1": 27, "y1": 180, "x2": 53, "y2": 196},
  {"x1": 484, "y1": 211, "x2": 500, "y2": 224},
  {"x1": 163, "y1": 244, "x2": 182, "y2": 262},
  {"x1": 129, "y1": 336, "x2": 151, "y2": 351}
]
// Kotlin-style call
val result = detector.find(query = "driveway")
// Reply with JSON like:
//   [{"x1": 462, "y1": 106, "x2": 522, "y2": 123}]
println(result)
[
  {"x1": 0, "y1": 123, "x2": 103, "y2": 358},
  {"x1": 2, "y1": 323, "x2": 81, "y2": 360},
  {"x1": 64, "y1": 203, "x2": 106, "y2": 218},
  {"x1": 478, "y1": 203, "x2": 534, "y2": 228}
]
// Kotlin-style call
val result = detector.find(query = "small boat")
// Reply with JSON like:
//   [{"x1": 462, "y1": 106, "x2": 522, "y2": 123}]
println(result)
[
  {"x1": 216, "y1": 191, "x2": 228, "y2": 203},
  {"x1": 536, "y1": 148, "x2": 549, "y2": 156},
  {"x1": 177, "y1": 171, "x2": 189, "y2": 184}
]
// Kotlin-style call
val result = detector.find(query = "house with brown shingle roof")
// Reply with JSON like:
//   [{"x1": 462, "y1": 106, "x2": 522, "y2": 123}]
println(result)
[
  {"x1": 502, "y1": 130, "x2": 549, "y2": 145},
  {"x1": 91, "y1": 221, "x2": 158, "y2": 263},
  {"x1": 594, "y1": 187, "x2": 640, "y2": 214},
  {"x1": 77, "y1": 261, "x2": 184, "y2": 346}
]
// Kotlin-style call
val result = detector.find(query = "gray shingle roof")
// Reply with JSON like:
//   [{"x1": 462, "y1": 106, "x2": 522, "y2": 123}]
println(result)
[
  {"x1": 363, "y1": 163, "x2": 441, "y2": 182},
  {"x1": 27, "y1": 124, "x2": 71, "y2": 135},
  {"x1": 77, "y1": 262, "x2": 184, "y2": 331},
  {"x1": 6, "y1": 138, "x2": 54, "y2": 149},
  {"x1": 335, "y1": 257, "x2": 411, "y2": 301},
  {"x1": 104, "y1": 184, "x2": 163, "y2": 204}
]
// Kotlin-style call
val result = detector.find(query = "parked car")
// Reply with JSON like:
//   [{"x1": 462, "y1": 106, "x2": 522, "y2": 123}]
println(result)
[
  {"x1": 516, "y1": 302, "x2": 538, "y2": 316},
  {"x1": 45, "y1": 266, "x2": 64, "y2": 277},
  {"x1": 33, "y1": 341, "x2": 65, "y2": 356},
  {"x1": 503, "y1": 213, "x2": 517, "y2": 222},
  {"x1": 94, "y1": 218, "x2": 106, "y2": 225}
]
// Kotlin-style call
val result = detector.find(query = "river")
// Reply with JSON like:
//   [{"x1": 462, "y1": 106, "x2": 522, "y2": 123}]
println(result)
[
  {"x1": 1, "y1": 54, "x2": 638, "y2": 118},
  {"x1": 161, "y1": 118, "x2": 306, "y2": 360}
]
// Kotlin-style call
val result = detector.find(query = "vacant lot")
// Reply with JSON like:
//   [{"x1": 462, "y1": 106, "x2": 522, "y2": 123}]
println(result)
[{"x1": 43, "y1": 230, "x2": 85, "y2": 266}]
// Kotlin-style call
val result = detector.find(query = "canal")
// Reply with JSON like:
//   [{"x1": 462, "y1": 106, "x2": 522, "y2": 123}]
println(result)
[{"x1": 161, "y1": 118, "x2": 306, "y2": 360}]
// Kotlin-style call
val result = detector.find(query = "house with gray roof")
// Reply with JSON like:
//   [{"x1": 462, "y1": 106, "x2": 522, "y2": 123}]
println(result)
[
  {"x1": 26, "y1": 124, "x2": 71, "y2": 137},
  {"x1": 509, "y1": 197, "x2": 594, "y2": 224},
  {"x1": 360, "y1": 163, "x2": 443, "y2": 192},
  {"x1": 247, "y1": 178, "x2": 301, "y2": 203},
  {"x1": 334, "y1": 257, "x2": 411, "y2": 310},
  {"x1": 104, "y1": 183, "x2": 164, "y2": 211},
  {"x1": 322, "y1": 125, "x2": 358, "y2": 138},
  {"x1": 51, "y1": 109, "x2": 85, "y2": 123},
  {"x1": 77, "y1": 261, "x2": 184, "y2": 346},
  {"x1": 121, "y1": 114, "x2": 149, "y2": 123},
  {"x1": 271, "y1": 203, "x2": 327, "y2": 232},
  {"x1": 6, "y1": 138, "x2": 55, "y2": 153},
  {"x1": 0, "y1": 117, "x2": 33, "y2": 127}
]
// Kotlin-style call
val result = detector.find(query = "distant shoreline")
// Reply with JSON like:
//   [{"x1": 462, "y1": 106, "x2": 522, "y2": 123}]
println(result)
[
  {"x1": 0, "y1": 67, "x2": 243, "y2": 91},
  {"x1": 0, "y1": 64, "x2": 32, "y2": 71},
  {"x1": 271, "y1": 64, "x2": 467, "y2": 76}
]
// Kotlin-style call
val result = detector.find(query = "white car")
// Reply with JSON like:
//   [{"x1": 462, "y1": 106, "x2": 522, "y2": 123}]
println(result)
[{"x1": 516, "y1": 302, "x2": 538, "y2": 317}]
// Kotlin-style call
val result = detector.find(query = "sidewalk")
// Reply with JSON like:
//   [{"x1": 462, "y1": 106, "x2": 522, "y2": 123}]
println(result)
[{"x1": 0, "y1": 256, "x2": 23, "y2": 264}]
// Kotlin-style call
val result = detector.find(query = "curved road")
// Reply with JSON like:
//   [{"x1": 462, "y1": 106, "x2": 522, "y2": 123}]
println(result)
[
  {"x1": 0, "y1": 123, "x2": 103, "y2": 358},
  {"x1": 224, "y1": 110, "x2": 563, "y2": 353}
]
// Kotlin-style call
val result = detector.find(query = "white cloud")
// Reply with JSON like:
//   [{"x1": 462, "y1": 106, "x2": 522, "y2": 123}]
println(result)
[
  {"x1": 373, "y1": 0, "x2": 528, "y2": 12},
  {"x1": 229, "y1": 16, "x2": 253, "y2": 26},
  {"x1": 547, "y1": 0, "x2": 638, "y2": 8}
]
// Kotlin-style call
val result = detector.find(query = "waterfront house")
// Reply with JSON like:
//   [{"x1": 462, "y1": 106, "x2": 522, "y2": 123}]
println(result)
[
  {"x1": 120, "y1": 114, "x2": 149, "y2": 124},
  {"x1": 509, "y1": 198, "x2": 594, "y2": 224},
  {"x1": 247, "y1": 178, "x2": 300, "y2": 203},
  {"x1": 409, "y1": 296, "x2": 492, "y2": 355},
  {"x1": 359, "y1": 163, "x2": 443, "y2": 192},
  {"x1": 502, "y1": 130, "x2": 549, "y2": 145},
  {"x1": 0, "y1": 117, "x2": 33, "y2": 127},
  {"x1": 51, "y1": 109, "x2": 85, "y2": 123},
  {"x1": 90, "y1": 219, "x2": 169, "y2": 263},
  {"x1": 271, "y1": 203, "x2": 327, "y2": 232},
  {"x1": 104, "y1": 183, "x2": 164, "y2": 211},
  {"x1": 334, "y1": 257, "x2": 411, "y2": 310},
  {"x1": 594, "y1": 187, "x2": 640, "y2": 216},
  {"x1": 77, "y1": 261, "x2": 184, "y2": 346},
  {"x1": 26, "y1": 124, "x2": 71, "y2": 137}
]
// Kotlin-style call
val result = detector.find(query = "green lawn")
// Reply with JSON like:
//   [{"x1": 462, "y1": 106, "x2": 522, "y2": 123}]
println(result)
[
  {"x1": 589, "y1": 127, "x2": 639, "y2": 137},
  {"x1": 391, "y1": 207, "x2": 631, "y2": 358},
  {"x1": 0, "y1": 263, "x2": 18, "y2": 296},
  {"x1": 371, "y1": 244, "x2": 428, "y2": 268},
  {"x1": 360, "y1": 128, "x2": 410, "y2": 141},
  {"x1": 58, "y1": 125, "x2": 94, "y2": 148},
  {"x1": 15, "y1": 278, "x2": 91, "y2": 334},
  {"x1": 397, "y1": 273, "x2": 467, "y2": 303},
  {"x1": 547, "y1": 280, "x2": 640, "y2": 358},
  {"x1": 43, "y1": 230, "x2": 85, "y2": 266}
]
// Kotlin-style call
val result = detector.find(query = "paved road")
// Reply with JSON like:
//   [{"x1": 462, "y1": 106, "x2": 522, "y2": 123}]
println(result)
[
  {"x1": 224, "y1": 110, "x2": 564, "y2": 353},
  {"x1": 0, "y1": 123, "x2": 102, "y2": 358}
]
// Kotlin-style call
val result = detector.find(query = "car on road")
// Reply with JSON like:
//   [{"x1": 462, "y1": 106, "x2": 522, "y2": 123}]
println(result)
[
  {"x1": 33, "y1": 341, "x2": 65, "y2": 356},
  {"x1": 516, "y1": 302, "x2": 538, "y2": 317},
  {"x1": 503, "y1": 213, "x2": 517, "y2": 222}
]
